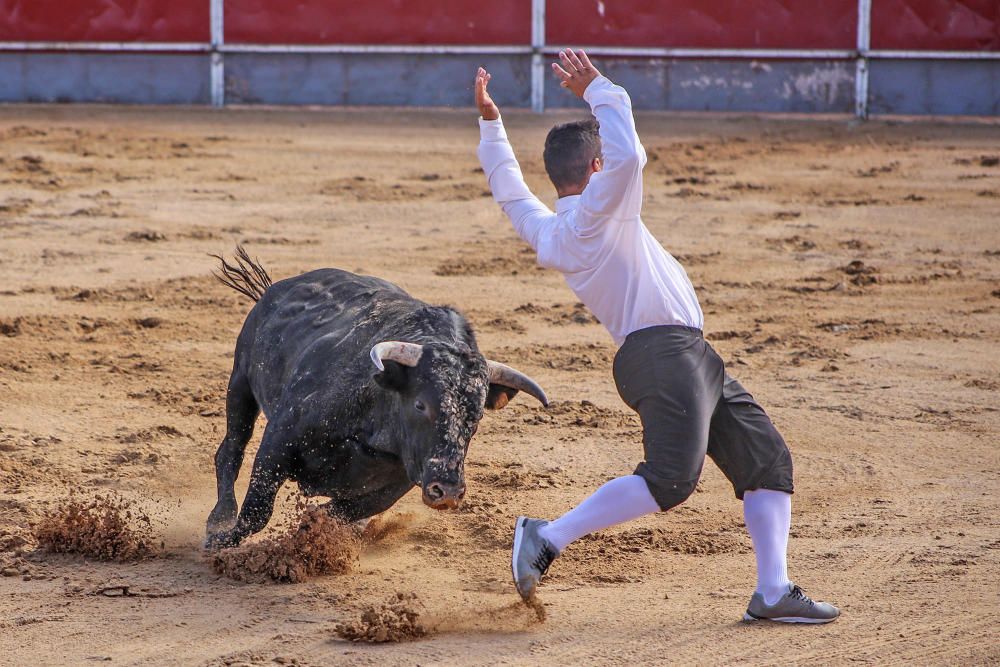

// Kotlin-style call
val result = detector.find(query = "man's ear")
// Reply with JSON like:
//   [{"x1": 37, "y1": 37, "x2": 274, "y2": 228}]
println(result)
[
  {"x1": 485, "y1": 384, "x2": 519, "y2": 410},
  {"x1": 592, "y1": 156, "x2": 603, "y2": 173},
  {"x1": 374, "y1": 360, "x2": 410, "y2": 392}
]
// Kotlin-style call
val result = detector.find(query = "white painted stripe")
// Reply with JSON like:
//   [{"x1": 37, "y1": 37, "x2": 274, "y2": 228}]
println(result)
[
  {"x1": 855, "y1": 57, "x2": 869, "y2": 119},
  {"x1": 210, "y1": 0, "x2": 225, "y2": 107},
  {"x1": 211, "y1": 52, "x2": 224, "y2": 108},
  {"x1": 2, "y1": 42, "x2": 997, "y2": 61},
  {"x1": 531, "y1": 53, "x2": 545, "y2": 113},
  {"x1": 867, "y1": 49, "x2": 1000, "y2": 60},
  {"x1": 210, "y1": 0, "x2": 224, "y2": 47},
  {"x1": 218, "y1": 43, "x2": 533, "y2": 55},
  {"x1": 855, "y1": 0, "x2": 872, "y2": 118},
  {"x1": 857, "y1": 0, "x2": 872, "y2": 52},
  {"x1": 542, "y1": 46, "x2": 857, "y2": 59},
  {"x1": 531, "y1": 0, "x2": 546, "y2": 113},
  {"x1": 531, "y1": 0, "x2": 545, "y2": 49},
  {"x1": 0, "y1": 41, "x2": 210, "y2": 52}
]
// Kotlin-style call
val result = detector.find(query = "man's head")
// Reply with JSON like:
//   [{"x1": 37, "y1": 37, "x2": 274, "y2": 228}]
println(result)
[{"x1": 543, "y1": 119, "x2": 602, "y2": 197}]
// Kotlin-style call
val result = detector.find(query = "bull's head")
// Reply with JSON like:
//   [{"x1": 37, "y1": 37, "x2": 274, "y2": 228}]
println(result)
[{"x1": 370, "y1": 341, "x2": 547, "y2": 510}]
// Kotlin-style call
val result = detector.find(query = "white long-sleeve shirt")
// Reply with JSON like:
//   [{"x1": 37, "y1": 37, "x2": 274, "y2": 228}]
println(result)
[{"x1": 477, "y1": 75, "x2": 704, "y2": 347}]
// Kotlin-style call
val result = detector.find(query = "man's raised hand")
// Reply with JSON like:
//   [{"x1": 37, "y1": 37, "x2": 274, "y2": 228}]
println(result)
[
  {"x1": 552, "y1": 49, "x2": 601, "y2": 99},
  {"x1": 475, "y1": 67, "x2": 500, "y2": 121}
]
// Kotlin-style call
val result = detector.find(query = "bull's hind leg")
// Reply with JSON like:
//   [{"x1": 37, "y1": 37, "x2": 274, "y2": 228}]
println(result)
[{"x1": 206, "y1": 372, "x2": 260, "y2": 538}]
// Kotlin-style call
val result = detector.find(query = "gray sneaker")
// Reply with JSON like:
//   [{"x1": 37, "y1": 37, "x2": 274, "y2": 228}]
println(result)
[
  {"x1": 744, "y1": 583, "x2": 840, "y2": 624},
  {"x1": 511, "y1": 517, "x2": 559, "y2": 600}
]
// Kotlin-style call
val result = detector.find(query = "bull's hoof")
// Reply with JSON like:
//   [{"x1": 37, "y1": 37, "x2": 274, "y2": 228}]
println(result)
[
  {"x1": 204, "y1": 530, "x2": 239, "y2": 552},
  {"x1": 206, "y1": 500, "x2": 237, "y2": 537}
]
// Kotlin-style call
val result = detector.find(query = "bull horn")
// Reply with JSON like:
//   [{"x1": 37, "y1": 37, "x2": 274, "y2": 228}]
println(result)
[
  {"x1": 370, "y1": 341, "x2": 424, "y2": 371},
  {"x1": 486, "y1": 360, "x2": 549, "y2": 407}
]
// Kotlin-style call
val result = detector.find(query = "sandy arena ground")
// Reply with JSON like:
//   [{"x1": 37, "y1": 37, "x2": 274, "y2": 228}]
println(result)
[{"x1": 1, "y1": 104, "x2": 999, "y2": 665}]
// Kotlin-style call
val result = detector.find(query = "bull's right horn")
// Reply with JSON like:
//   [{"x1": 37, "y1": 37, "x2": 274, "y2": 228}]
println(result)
[{"x1": 370, "y1": 341, "x2": 424, "y2": 371}]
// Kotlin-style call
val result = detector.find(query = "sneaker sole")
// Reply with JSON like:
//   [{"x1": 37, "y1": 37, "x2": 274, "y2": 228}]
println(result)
[
  {"x1": 511, "y1": 516, "x2": 529, "y2": 600},
  {"x1": 743, "y1": 612, "x2": 838, "y2": 624}
]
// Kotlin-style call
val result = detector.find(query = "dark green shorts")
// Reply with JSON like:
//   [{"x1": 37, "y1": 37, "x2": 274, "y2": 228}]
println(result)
[{"x1": 613, "y1": 325, "x2": 794, "y2": 511}]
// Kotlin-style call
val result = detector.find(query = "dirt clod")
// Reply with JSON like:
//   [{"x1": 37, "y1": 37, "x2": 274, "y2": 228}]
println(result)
[
  {"x1": 360, "y1": 513, "x2": 414, "y2": 546},
  {"x1": 523, "y1": 595, "x2": 547, "y2": 622},
  {"x1": 840, "y1": 259, "x2": 879, "y2": 286},
  {"x1": 125, "y1": 231, "x2": 167, "y2": 242},
  {"x1": 34, "y1": 494, "x2": 156, "y2": 561},
  {"x1": 212, "y1": 508, "x2": 360, "y2": 583},
  {"x1": 335, "y1": 592, "x2": 431, "y2": 642}
]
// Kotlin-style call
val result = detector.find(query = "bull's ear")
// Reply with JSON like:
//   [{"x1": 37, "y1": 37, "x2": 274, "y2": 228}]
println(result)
[
  {"x1": 485, "y1": 385, "x2": 519, "y2": 410},
  {"x1": 374, "y1": 361, "x2": 409, "y2": 392}
]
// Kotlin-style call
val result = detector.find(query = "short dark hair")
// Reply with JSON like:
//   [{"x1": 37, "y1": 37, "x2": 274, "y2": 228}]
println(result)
[{"x1": 543, "y1": 119, "x2": 601, "y2": 191}]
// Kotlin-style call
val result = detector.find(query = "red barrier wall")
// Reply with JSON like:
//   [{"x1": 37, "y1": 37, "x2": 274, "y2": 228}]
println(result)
[
  {"x1": 546, "y1": 0, "x2": 857, "y2": 49},
  {"x1": 871, "y1": 0, "x2": 1000, "y2": 50},
  {"x1": 224, "y1": 0, "x2": 529, "y2": 44},
  {"x1": 0, "y1": 0, "x2": 208, "y2": 42},
  {"x1": 3, "y1": 1, "x2": 998, "y2": 53}
]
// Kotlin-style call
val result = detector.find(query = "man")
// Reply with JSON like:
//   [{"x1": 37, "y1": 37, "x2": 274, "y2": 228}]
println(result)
[{"x1": 474, "y1": 49, "x2": 839, "y2": 624}]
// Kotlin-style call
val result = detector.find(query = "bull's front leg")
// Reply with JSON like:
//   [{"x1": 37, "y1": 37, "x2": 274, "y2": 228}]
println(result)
[
  {"x1": 206, "y1": 371, "x2": 260, "y2": 536},
  {"x1": 205, "y1": 424, "x2": 294, "y2": 550}
]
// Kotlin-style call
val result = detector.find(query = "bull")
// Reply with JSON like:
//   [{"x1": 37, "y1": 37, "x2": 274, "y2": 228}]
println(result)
[{"x1": 205, "y1": 247, "x2": 548, "y2": 549}]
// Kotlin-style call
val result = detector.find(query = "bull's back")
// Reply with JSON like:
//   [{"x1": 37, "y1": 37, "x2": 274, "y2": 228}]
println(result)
[{"x1": 235, "y1": 269, "x2": 412, "y2": 410}]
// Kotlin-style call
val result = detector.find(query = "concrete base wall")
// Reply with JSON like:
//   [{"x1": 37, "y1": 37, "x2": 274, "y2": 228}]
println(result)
[
  {"x1": 0, "y1": 51, "x2": 997, "y2": 116},
  {"x1": 225, "y1": 54, "x2": 856, "y2": 113},
  {"x1": 869, "y1": 59, "x2": 1000, "y2": 116},
  {"x1": 224, "y1": 53, "x2": 532, "y2": 107},
  {"x1": 0, "y1": 53, "x2": 210, "y2": 104},
  {"x1": 545, "y1": 58, "x2": 857, "y2": 113}
]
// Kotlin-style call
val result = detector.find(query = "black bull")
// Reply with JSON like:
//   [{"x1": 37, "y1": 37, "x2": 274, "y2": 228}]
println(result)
[{"x1": 205, "y1": 250, "x2": 548, "y2": 549}]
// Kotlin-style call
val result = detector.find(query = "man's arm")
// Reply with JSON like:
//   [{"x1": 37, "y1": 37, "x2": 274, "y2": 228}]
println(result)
[
  {"x1": 553, "y1": 50, "x2": 646, "y2": 232},
  {"x1": 475, "y1": 68, "x2": 553, "y2": 252}
]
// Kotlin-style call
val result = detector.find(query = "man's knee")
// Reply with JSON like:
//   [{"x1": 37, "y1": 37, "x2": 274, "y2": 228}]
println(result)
[
  {"x1": 634, "y1": 463, "x2": 699, "y2": 511},
  {"x1": 732, "y1": 446, "x2": 794, "y2": 500}
]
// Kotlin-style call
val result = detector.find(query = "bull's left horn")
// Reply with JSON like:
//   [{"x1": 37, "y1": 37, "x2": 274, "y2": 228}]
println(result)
[
  {"x1": 370, "y1": 341, "x2": 424, "y2": 371},
  {"x1": 486, "y1": 360, "x2": 549, "y2": 407}
]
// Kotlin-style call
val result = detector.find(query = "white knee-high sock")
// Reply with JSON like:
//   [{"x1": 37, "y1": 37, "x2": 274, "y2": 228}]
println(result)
[
  {"x1": 743, "y1": 489, "x2": 792, "y2": 605},
  {"x1": 537, "y1": 475, "x2": 660, "y2": 552}
]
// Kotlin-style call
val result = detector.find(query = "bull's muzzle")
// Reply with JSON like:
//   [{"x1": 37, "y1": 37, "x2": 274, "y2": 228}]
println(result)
[{"x1": 422, "y1": 480, "x2": 466, "y2": 510}]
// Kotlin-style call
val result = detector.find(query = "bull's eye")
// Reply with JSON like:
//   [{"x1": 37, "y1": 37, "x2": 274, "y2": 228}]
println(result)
[{"x1": 414, "y1": 400, "x2": 427, "y2": 414}]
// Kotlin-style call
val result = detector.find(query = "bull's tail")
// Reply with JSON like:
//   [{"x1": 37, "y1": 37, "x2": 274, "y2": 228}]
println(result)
[{"x1": 211, "y1": 245, "x2": 273, "y2": 302}]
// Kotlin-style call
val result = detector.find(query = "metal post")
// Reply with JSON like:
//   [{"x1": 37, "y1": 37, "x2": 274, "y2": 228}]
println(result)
[
  {"x1": 531, "y1": 0, "x2": 545, "y2": 113},
  {"x1": 210, "y1": 0, "x2": 225, "y2": 107},
  {"x1": 855, "y1": 0, "x2": 872, "y2": 119}
]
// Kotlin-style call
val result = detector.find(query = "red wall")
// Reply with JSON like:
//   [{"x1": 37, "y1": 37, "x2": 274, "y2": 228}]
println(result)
[
  {"x1": 871, "y1": 0, "x2": 1000, "y2": 50},
  {"x1": 223, "y1": 0, "x2": 529, "y2": 44},
  {"x1": 547, "y1": 0, "x2": 857, "y2": 50},
  {"x1": 2, "y1": 0, "x2": 997, "y2": 52},
  {"x1": 0, "y1": 0, "x2": 208, "y2": 42}
]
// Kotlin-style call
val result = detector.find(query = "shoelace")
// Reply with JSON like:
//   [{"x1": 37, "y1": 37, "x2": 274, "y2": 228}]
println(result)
[
  {"x1": 531, "y1": 543, "x2": 557, "y2": 575},
  {"x1": 788, "y1": 585, "x2": 814, "y2": 606}
]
